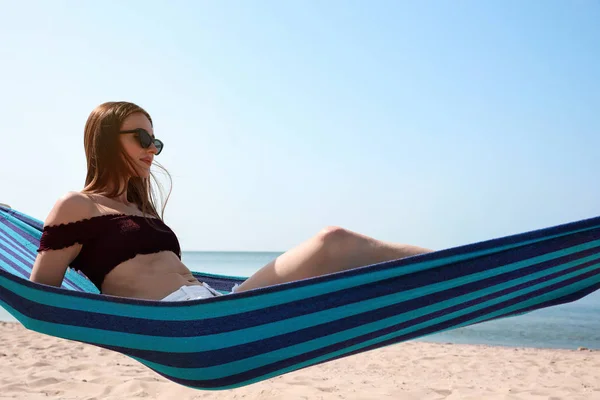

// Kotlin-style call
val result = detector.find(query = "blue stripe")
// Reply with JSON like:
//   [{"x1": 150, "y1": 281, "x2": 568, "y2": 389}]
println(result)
[
  {"x1": 121, "y1": 270, "x2": 600, "y2": 389},
  {"x1": 6, "y1": 209, "x2": 44, "y2": 231},
  {"x1": 0, "y1": 207, "x2": 44, "y2": 232},
  {"x1": 195, "y1": 273, "x2": 246, "y2": 292},
  {"x1": 0, "y1": 206, "x2": 43, "y2": 230},
  {"x1": 0, "y1": 235, "x2": 31, "y2": 277},
  {"x1": 0, "y1": 237, "x2": 82, "y2": 292},
  {"x1": 0, "y1": 234, "x2": 81, "y2": 292},
  {"x1": 3, "y1": 229, "x2": 599, "y2": 339},
  {"x1": 3, "y1": 245, "x2": 598, "y2": 361},
  {"x1": 2, "y1": 207, "x2": 599, "y2": 289},
  {"x1": 330, "y1": 273, "x2": 600, "y2": 366},
  {"x1": 0, "y1": 255, "x2": 28, "y2": 279},
  {"x1": 1, "y1": 221, "x2": 599, "y2": 323},
  {"x1": 4, "y1": 259, "x2": 598, "y2": 389},
  {"x1": 0, "y1": 230, "x2": 36, "y2": 262},
  {"x1": 98, "y1": 254, "x2": 600, "y2": 371},
  {"x1": 0, "y1": 215, "x2": 41, "y2": 249},
  {"x1": 1, "y1": 207, "x2": 600, "y2": 390},
  {"x1": 0, "y1": 214, "x2": 100, "y2": 293}
]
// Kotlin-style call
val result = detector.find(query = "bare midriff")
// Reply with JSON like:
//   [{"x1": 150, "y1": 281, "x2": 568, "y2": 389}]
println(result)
[{"x1": 100, "y1": 251, "x2": 202, "y2": 300}]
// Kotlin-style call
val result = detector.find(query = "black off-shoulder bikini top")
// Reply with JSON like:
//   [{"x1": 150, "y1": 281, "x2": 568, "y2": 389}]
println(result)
[{"x1": 37, "y1": 214, "x2": 182, "y2": 292}]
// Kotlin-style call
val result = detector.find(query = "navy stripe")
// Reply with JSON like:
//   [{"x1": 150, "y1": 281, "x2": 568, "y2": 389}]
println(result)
[
  {"x1": 0, "y1": 215, "x2": 94, "y2": 292},
  {"x1": 14, "y1": 213, "x2": 43, "y2": 231},
  {"x1": 16, "y1": 277, "x2": 600, "y2": 392},
  {"x1": 0, "y1": 251, "x2": 33, "y2": 279},
  {"x1": 150, "y1": 269, "x2": 600, "y2": 389},
  {"x1": 2, "y1": 207, "x2": 600, "y2": 390},
  {"x1": 0, "y1": 236, "x2": 35, "y2": 267},
  {"x1": 0, "y1": 239, "x2": 593, "y2": 341},
  {"x1": 3, "y1": 225, "x2": 598, "y2": 338},
  {"x1": 0, "y1": 234, "x2": 83, "y2": 292},
  {"x1": 0, "y1": 230, "x2": 36, "y2": 261},
  {"x1": 97, "y1": 252, "x2": 600, "y2": 368},
  {"x1": 196, "y1": 274, "x2": 245, "y2": 291},
  {"x1": 0, "y1": 208, "x2": 44, "y2": 231},
  {"x1": 0, "y1": 217, "x2": 41, "y2": 249},
  {"x1": 329, "y1": 273, "x2": 600, "y2": 363},
  {"x1": 0, "y1": 241, "x2": 34, "y2": 276},
  {"x1": 0, "y1": 209, "x2": 599, "y2": 304},
  {"x1": 142, "y1": 277, "x2": 600, "y2": 390}
]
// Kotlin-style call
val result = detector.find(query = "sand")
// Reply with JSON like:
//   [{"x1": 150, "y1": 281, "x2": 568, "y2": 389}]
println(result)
[{"x1": 0, "y1": 322, "x2": 598, "y2": 400}]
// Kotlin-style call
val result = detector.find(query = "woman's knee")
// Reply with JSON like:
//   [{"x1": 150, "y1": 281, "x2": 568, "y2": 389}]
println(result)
[
  {"x1": 317, "y1": 225, "x2": 348, "y2": 241},
  {"x1": 316, "y1": 226, "x2": 355, "y2": 256}
]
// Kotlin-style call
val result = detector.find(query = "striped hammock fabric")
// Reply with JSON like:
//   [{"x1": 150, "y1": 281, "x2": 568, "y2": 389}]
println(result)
[{"x1": 1, "y1": 204, "x2": 600, "y2": 390}]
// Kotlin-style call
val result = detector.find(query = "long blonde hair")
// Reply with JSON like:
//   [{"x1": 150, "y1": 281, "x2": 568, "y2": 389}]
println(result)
[{"x1": 81, "y1": 101, "x2": 171, "y2": 220}]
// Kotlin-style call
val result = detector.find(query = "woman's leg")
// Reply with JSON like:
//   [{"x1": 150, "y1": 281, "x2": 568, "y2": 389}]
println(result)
[{"x1": 234, "y1": 226, "x2": 432, "y2": 292}]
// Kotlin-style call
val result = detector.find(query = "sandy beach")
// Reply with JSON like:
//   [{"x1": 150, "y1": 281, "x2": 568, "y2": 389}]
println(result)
[{"x1": 0, "y1": 322, "x2": 598, "y2": 400}]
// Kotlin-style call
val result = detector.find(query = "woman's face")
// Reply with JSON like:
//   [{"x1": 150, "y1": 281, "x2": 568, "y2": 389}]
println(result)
[{"x1": 119, "y1": 113, "x2": 157, "y2": 179}]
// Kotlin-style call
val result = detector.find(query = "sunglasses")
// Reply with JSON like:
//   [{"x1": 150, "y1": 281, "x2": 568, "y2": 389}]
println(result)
[{"x1": 119, "y1": 128, "x2": 164, "y2": 155}]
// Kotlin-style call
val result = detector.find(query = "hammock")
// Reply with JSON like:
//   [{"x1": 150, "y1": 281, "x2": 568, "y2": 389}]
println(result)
[{"x1": 1, "y1": 205, "x2": 600, "y2": 390}]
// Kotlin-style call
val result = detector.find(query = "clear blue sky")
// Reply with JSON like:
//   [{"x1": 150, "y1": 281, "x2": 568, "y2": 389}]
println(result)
[{"x1": 1, "y1": 1, "x2": 599, "y2": 252}]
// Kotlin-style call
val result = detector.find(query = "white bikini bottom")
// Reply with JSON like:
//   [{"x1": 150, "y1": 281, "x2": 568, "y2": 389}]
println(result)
[{"x1": 161, "y1": 282, "x2": 239, "y2": 301}]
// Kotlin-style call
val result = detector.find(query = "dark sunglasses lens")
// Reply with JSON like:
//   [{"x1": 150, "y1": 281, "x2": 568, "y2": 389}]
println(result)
[
  {"x1": 134, "y1": 129, "x2": 163, "y2": 155},
  {"x1": 137, "y1": 130, "x2": 152, "y2": 148},
  {"x1": 154, "y1": 139, "x2": 164, "y2": 155}
]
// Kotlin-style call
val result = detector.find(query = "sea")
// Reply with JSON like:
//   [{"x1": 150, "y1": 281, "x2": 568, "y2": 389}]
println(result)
[{"x1": 2, "y1": 251, "x2": 599, "y2": 350}]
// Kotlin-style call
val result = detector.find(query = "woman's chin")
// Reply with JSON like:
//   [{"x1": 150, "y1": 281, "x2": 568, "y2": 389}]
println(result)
[{"x1": 132, "y1": 169, "x2": 151, "y2": 179}]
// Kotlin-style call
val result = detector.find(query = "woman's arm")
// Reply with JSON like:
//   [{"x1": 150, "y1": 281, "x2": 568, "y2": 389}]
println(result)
[{"x1": 30, "y1": 192, "x2": 94, "y2": 287}]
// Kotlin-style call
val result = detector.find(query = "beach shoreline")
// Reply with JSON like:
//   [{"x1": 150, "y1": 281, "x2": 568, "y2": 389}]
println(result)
[{"x1": 1, "y1": 322, "x2": 598, "y2": 400}]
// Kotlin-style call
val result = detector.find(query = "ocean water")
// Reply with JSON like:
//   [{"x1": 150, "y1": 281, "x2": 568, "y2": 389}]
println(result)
[{"x1": 2, "y1": 251, "x2": 599, "y2": 350}]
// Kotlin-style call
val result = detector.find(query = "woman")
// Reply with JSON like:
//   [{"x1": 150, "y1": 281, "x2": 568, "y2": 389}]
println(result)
[{"x1": 30, "y1": 101, "x2": 432, "y2": 301}]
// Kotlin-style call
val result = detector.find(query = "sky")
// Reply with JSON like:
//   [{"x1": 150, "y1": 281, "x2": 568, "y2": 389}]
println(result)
[{"x1": 1, "y1": 0, "x2": 599, "y2": 252}]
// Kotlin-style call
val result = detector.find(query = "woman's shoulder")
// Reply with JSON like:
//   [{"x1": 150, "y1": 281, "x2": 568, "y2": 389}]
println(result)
[
  {"x1": 37, "y1": 192, "x2": 99, "y2": 253},
  {"x1": 44, "y1": 191, "x2": 96, "y2": 228}
]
